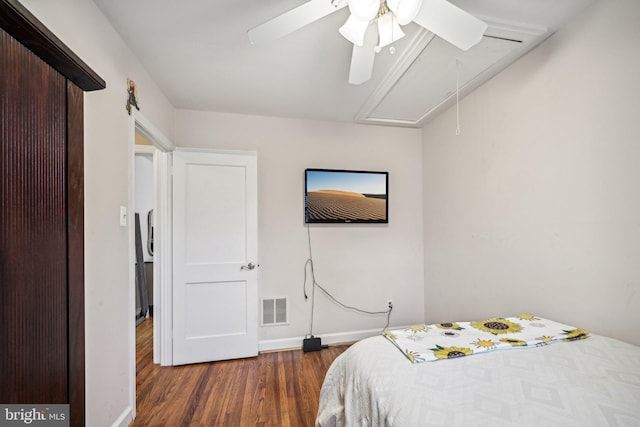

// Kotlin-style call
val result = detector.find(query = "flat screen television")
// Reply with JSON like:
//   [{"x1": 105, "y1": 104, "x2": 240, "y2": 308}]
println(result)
[{"x1": 304, "y1": 168, "x2": 388, "y2": 224}]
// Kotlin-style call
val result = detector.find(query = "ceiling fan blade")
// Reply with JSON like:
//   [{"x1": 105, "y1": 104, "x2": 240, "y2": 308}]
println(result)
[
  {"x1": 412, "y1": 0, "x2": 487, "y2": 51},
  {"x1": 348, "y1": 23, "x2": 377, "y2": 85},
  {"x1": 248, "y1": 0, "x2": 347, "y2": 44}
]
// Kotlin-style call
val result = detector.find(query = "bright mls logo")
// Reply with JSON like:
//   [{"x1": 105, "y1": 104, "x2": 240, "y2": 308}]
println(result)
[{"x1": 0, "y1": 405, "x2": 69, "y2": 427}]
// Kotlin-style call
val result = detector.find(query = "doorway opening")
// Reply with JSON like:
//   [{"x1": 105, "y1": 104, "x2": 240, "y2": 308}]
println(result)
[
  {"x1": 134, "y1": 142, "x2": 154, "y2": 326},
  {"x1": 128, "y1": 112, "x2": 174, "y2": 421}
]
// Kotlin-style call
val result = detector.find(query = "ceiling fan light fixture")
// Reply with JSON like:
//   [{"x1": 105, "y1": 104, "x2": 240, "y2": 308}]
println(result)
[
  {"x1": 376, "y1": 11, "x2": 405, "y2": 50},
  {"x1": 386, "y1": 0, "x2": 423, "y2": 25},
  {"x1": 347, "y1": 0, "x2": 381, "y2": 21},
  {"x1": 249, "y1": 0, "x2": 487, "y2": 85},
  {"x1": 339, "y1": 14, "x2": 371, "y2": 46}
]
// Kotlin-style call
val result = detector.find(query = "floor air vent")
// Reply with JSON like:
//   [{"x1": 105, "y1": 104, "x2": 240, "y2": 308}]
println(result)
[{"x1": 262, "y1": 297, "x2": 288, "y2": 326}]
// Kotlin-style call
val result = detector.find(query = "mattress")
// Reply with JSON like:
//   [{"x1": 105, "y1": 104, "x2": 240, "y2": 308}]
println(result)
[{"x1": 316, "y1": 322, "x2": 640, "y2": 426}]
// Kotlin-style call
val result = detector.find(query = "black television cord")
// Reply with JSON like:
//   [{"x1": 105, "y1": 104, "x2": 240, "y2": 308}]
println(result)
[{"x1": 303, "y1": 224, "x2": 392, "y2": 340}]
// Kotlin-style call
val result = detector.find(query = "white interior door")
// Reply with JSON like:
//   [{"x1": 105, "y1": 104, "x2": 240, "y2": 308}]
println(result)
[{"x1": 172, "y1": 149, "x2": 258, "y2": 365}]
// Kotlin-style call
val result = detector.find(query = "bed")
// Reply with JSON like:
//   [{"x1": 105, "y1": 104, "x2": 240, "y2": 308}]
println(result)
[{"x1": 316, "y1": 315, "x2": 640, "y2": 427}]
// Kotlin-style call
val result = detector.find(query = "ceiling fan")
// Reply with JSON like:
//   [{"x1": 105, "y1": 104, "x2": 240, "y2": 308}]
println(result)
[{"x1": 248, "y1": 0, "x2": 487, "y2": 84}]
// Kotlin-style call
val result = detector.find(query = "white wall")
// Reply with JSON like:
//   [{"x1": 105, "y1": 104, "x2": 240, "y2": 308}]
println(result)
[
  {"x1": 422, "y1": 0, "x2": 640, "y2": 345},
  {"x1": 176, "y1": 111, "x2": 425, "y2": 346},
  {"x1": 19, "y1": 0, "x2": 175, "y2": 425}
]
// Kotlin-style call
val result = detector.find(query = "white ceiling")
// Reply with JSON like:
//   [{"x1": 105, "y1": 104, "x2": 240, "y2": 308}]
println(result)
[{"x1": 93, "y1": 0, "x2": 595, "y2": 127}]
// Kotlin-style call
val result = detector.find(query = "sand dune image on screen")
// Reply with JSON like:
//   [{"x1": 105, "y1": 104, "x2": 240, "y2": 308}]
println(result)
[{"x1": 306, "y1": 190, "x2": 386, "y2": 221}]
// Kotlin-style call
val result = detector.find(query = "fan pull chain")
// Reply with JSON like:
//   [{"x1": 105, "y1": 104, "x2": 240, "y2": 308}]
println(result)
[
  {"x1": 390, "y1": 14, "x2": 396, "y2": 54},
  {"x1": 456, "y1": 58, "x2": 461, "y2": 135}
]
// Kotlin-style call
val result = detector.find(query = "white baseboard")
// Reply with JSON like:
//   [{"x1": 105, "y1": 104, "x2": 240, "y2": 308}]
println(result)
[
  {"x1": 258, "y1": 325, "x2": 412, "y2": 352},
  {"x1": 111, "y1": 405, "x2": 134, "y2": 427}
]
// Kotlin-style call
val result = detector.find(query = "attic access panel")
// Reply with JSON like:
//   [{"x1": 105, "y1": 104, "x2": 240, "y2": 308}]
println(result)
[
  {"x1": 366, "y1": 35, "x2": 522, "y2": 125},
  {"x1": 355, "y1": 20, "x2": 548, "y2": 126}
]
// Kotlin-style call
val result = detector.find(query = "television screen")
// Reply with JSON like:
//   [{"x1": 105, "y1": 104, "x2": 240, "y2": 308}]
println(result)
[{"x1": 304, "y1": 168, "x2": 388, "y2": 223}]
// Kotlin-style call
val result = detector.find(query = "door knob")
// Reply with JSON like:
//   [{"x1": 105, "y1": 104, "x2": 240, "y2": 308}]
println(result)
[{"x1": 241, "y1": 262, "x2": 256, "y2": 271}]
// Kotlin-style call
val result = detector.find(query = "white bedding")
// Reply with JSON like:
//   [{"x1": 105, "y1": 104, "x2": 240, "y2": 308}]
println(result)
[{"x1": 316, "y1": 333, "x2": 640, "y2": 426}]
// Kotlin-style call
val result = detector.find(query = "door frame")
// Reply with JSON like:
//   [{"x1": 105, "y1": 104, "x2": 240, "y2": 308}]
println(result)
[{"x1": 127, "y1": 111, "x2": 175, "y2": 419}]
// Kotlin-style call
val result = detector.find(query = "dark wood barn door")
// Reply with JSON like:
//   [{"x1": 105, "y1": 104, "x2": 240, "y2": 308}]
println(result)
[{"x1": 1, "y1": 24, "x2": 70, "y2": 403}]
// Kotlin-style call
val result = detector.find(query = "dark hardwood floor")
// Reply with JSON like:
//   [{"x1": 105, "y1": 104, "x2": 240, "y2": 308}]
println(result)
[{"x1": 132, "y1": 318, "x2": 349, "y2": 426}]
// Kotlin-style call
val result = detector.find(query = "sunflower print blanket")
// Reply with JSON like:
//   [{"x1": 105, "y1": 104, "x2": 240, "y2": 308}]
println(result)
[{"x1": 383, "y1": 314, "x2": 589, "y2": 363}]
